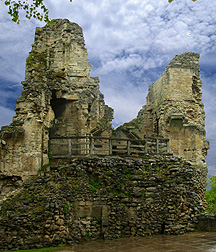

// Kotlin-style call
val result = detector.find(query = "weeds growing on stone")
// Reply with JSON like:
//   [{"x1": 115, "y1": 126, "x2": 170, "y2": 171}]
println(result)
[{"x1": 89, "y1": 178, "x2": 102, "y2": 192}]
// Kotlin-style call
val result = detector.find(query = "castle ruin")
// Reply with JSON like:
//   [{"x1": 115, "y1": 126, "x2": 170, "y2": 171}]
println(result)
[
  {"x1": 0, "y1": 19, "x2": 209, "y2": 194},
  {"x1": 0, "y1": 19, "x2": 210, "y2": 250}
]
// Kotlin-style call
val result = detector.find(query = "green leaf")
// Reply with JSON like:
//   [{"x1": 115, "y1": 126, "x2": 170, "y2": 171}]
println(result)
[{"x1": 5, "y1": 0, "x2": 11, "y2": 6}]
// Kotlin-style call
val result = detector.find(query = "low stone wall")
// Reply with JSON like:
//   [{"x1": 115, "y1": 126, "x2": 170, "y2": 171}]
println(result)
[
  {"x1": 197, "y1": 214, "x2": 216, "y2": 232},
  {"x1": 0, "y1": 155, "x2": 207, "y2": 251}
]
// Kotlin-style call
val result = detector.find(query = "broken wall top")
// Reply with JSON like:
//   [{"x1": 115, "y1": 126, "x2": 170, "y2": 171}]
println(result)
[
  {"x1": 166, "y1": 52, "x2": 200, "y2": 73},
  {"x1": 9, "y1": 19, "x2": 114, "y2": 135},
  {"x1": 146, "y1": 52, "x2": 203, "y2": 110},
  {"x1": 24, "y1": 19, "x2": 91, "y2": 85}
]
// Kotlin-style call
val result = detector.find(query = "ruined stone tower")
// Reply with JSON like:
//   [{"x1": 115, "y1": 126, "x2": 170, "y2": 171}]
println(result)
[
  {"x1": 118, "y1": 52, "x2": 209, "y2": 168},
  {"x1": 0, "y1": 19, "x2": 113, "y2": 184}
]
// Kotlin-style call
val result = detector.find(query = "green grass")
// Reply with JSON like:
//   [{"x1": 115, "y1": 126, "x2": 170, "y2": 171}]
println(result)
[
  {"x1": 8, "y1": 247, "x2": 74, "y2": 252},
  {"x1": 89, "y1": 178, "x2": 102, "y2": 192}
]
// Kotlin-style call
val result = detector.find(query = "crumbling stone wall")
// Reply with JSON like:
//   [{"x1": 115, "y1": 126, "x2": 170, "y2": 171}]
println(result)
[
  {"x1": 0, "y1": 155, "x2": 207, "y2": 251},
  {"x1": 0, "y1": 19, "x2": 113, "y2": 190},
  {"x1": 118, "y1": 53, "x2": 209, "y2": 168}
]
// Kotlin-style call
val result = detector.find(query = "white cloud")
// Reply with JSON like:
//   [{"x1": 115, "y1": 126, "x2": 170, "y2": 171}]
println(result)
[
  {"x1": 0, "y1": 8, "x2": 38, "y2": 82},
  {"x1": 97, "y1": 54, "x2": 143, "y2": 75},
  {"x1": 207, "y1": 165, "x2": 216, "y2": 178}
]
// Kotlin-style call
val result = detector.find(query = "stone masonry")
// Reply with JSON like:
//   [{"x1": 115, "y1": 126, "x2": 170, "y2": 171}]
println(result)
[
  {"x1": 118, "y1": 53, "x2": 209, "y2": 169},
  {"x1": 0, "y1": 155, "x2": 207, "y2": 251}
]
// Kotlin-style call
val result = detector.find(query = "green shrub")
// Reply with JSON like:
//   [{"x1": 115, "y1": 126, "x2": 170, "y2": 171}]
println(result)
[{"x1": 206, "y1": 176, "x2": 216, "y2": 214}]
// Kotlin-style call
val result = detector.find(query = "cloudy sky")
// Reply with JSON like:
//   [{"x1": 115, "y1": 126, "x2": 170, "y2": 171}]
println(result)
[{"x1": 0, "y1": 0, "x2": 216, "y2": 176}]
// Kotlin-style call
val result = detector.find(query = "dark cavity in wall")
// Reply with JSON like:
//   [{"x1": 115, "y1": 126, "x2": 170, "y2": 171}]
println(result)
[
  {"x1": 161, "y1": 222, "x2": 166, "y2": 234},
  {"x1": 50, "y1": 92, "x2": 67, "y2": 119},
  {"x1": 50, "y1": 91, "x2": 80, "y2": 138}
]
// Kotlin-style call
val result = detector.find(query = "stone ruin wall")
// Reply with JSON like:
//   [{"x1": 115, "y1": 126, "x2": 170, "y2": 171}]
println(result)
[
  {"x1": 119, "y1": 53, "x2": 209, "y2": 169},
  {"x1": 0, "y1": 156, "x2": 207, "y2": 251},
  {"x1": 0, "y1": 19, "x2": 209, "y2": 197}
]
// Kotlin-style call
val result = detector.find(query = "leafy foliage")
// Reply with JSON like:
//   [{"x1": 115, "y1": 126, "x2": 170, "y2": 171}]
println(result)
[
  {"x1": 206, "y1": 176, "x2": 216, "y2": 214},
  {"x1": 2, "y1": 0, "x2": 198, "y2": 24},
  {"x1": 2, "y1": 0, "x2": 50, "y2": 24}
]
